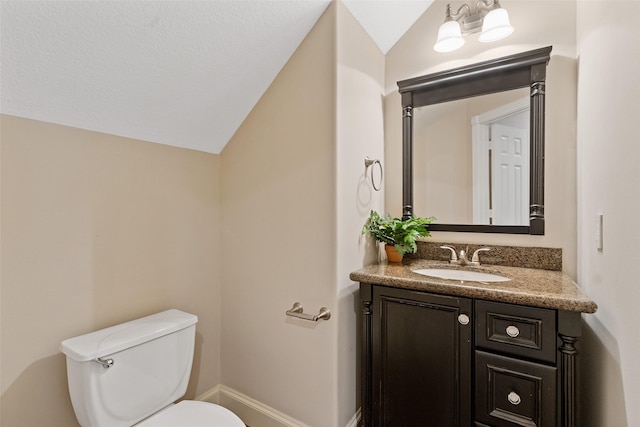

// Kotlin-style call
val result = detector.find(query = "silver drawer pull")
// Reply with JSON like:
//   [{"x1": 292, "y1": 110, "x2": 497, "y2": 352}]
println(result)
[
  {"x1": 457, "y1": 314, "x2": 470, "y2": 325},
  {"x1": 507, "y1": 391, "x2": 521, "y2": 405},
  {"x1": 506, "y1": 325, "x2": 520, "y2": 338}
]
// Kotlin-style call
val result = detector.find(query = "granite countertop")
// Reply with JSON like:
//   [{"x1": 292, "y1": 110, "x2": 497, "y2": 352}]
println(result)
[{"x1": 350, "y1": 259, "x2": 597, "y2": 313}]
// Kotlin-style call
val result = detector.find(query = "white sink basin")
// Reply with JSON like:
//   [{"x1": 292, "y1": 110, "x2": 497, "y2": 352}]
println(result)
[{"x1": 412, "y1": 268, "x2": 511, "y2": 283}]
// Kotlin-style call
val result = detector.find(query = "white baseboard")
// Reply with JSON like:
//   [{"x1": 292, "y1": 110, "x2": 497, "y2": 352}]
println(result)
[
  {"x1": 196, "y1": 385, "x2": 360, "y2": 427},
  {"x1": 345, "y1": 408, "x2": 361, "y2": 427},
  {"x1": 195, "y1": 384, "x2": 221, "y2": 404},
  {"x1": 197, "y1": 384, "x2": 309, "y2": 427}
]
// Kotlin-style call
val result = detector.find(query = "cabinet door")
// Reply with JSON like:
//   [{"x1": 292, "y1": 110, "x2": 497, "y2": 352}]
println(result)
[{"x1": 372, "y1": 286, "x2": 472, "y2": 426}]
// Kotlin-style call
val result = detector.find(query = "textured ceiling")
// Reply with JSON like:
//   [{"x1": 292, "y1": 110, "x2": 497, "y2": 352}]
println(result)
[{"x1": 1, "y1": 1, "x2": 432, "y2": 154}]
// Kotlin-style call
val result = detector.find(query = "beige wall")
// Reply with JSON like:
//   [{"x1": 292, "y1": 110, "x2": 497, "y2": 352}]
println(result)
[
  {"x1": 576, "y1": 1, "x2": 640, "y2": 426},
  {"x1": 414, "y1": 101, "x2": 472, "y2": 223},
  {"x1": 219, "y1": 5, "x2": 338, "y2": 426},
  {"x1": 219, "y1": 3, "x2": 386, "y2": 425},
  {"x1": 385, "y1": 0, "x2": 579, "y2": 277},
  {"x1": 336, "y1": 2, "x2": 385, "y2": 425},
  {"x1": 0, "y1": 115, "x2": 222, "y2": 426}
]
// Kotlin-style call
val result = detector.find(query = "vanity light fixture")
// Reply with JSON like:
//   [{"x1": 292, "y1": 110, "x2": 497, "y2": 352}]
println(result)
[{"x1": 433, "y1": 1, "x2": 514, "y2": 53}]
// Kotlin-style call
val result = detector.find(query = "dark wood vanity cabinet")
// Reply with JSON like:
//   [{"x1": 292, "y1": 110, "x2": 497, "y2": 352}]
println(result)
[{"x1": 360, "y1": 283, "x2": 582, "y2": 427}]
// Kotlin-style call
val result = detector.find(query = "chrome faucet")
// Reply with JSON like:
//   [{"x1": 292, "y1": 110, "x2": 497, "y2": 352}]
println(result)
[{"x1": 440, "y1": 245, "x2": 490, "y2": 266}]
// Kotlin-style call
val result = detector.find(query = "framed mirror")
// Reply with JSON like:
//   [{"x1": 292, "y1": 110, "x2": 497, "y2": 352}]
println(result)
[{"x1": 398, "y1": 46, "x2": 552, "y2": 235}]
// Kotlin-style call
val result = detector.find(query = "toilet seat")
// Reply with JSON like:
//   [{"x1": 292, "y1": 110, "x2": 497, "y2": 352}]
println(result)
[{"x1": 136, "y1": 400, "x2": 245, "y2": 427}]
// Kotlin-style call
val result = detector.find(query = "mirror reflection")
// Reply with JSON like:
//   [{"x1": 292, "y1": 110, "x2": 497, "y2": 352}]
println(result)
[
  {"x1": 398, "y1": 46, "x2": 551, "y2": 235},
  {"x1": 413, "y1": 87, "x2": 530, "y2": 226}
]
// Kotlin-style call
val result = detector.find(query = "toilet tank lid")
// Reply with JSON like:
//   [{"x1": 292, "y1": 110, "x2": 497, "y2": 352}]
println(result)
[{"x1": 60, "y1": 309, "x2": 198, "y2": 361}]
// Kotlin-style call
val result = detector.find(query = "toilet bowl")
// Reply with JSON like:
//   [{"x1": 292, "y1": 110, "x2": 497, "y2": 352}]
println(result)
[
  {"x1": 137, "y1": 401, "x2": 243, "y2": 426},
  {"x1": 60, "y1": 309, "x2": 244, "y2": 427}
]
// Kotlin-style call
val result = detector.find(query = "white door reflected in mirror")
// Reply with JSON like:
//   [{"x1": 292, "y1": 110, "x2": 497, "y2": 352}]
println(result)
[{"x1": 472, "y1": 96, "x2": 529, "y2": 226}]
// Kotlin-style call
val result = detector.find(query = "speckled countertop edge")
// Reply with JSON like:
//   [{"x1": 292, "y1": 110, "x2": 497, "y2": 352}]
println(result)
[{"x1": 350, "y1": 259, "x2": 597, "y2": 314}]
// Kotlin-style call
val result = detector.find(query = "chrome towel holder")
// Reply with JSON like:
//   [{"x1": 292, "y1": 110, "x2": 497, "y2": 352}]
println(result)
[
  {"x1": 364, "y1": 157, "x2": 383, "y2": 191},
  {"x1": 286, "y1": 302, "x2": 331, "y2": 322}
]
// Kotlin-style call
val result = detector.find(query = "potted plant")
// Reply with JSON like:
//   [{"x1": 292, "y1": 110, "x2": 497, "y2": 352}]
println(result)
[{"x1": 363, "y1": 210, "x2": 435, "y2": 262}]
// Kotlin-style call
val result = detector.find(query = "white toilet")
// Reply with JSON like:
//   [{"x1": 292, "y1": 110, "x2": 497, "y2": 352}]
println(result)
[{"x1": 60, "y1": 309, "x2": 245, "y2": 427}]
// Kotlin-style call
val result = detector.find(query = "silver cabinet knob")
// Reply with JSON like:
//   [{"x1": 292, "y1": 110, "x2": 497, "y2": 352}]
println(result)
[
  {"x1": 508, "y1": 391, "x2": 521, "y2": 405},
  {"x1": 506, "y1": 325, "x2": 520, "y2": 338},
  {"x1": 458, "y1": 314, "x2": 470, "y2": 325}
]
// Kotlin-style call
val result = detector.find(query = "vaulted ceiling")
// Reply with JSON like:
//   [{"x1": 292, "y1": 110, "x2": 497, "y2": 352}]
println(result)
[{"x1": 0, "y1": 1, "x2": 433, "y2": 154}]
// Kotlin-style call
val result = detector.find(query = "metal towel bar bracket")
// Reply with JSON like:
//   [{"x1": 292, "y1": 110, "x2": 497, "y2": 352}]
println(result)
[{"x1": 286, "y1": 302, "x2": 331, "y2": 322}]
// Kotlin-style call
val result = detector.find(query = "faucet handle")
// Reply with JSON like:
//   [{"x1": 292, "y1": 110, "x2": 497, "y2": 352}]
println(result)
[
  {"x1": 440, "y1": 245, "x2": 458, "y2": 262},
  {"x1": 471, "y1": 247, "x2": 491, "y2": 263}
]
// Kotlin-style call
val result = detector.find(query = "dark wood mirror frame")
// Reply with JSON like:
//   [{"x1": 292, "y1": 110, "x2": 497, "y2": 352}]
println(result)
[{"x1": 398, "y1": 46, "x2": 552, "y2": 235}]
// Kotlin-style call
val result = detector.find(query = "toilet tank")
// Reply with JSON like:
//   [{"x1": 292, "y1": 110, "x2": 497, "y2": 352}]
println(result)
[{"x1": 60, "y1": 309, "x2": 198, "y2": 427}]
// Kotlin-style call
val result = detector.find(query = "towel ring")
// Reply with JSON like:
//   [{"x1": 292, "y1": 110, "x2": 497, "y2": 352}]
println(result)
[{"x1": 364, "y1": 157, "x2": 383, "y2": 191}]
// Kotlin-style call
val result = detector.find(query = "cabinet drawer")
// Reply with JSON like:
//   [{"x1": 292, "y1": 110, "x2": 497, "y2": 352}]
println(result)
[
  {"x1": 476, "y1": 351, "x2": 556, "y2": 427},
  {"x1": 476, "y1": 300, "x2": 556, "y2": 363}
]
